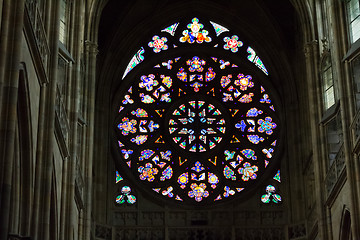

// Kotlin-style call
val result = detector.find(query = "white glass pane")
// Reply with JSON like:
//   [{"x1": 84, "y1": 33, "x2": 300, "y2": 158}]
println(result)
[
  {"x1": 59, "y1": 21, "x2": 66, "y2": 43},
  {"x1": 60, "y1": 0, "x2": 66, "y2": 22},
  {"x1": 348, "y1": 0, "x2": 360, "y2": 21},
  {"x1": 323, "y1": 68, "x2": 333, "y2": 90},
  {"x1": 351, "y1": 16, "x2": 360, "y2": 42},
  {"x1": 59, "y1": 0, "x2": 67, "y2": 42},
  {"x1": 324, "y1": 87, "x2": 335, "y2": 109}
]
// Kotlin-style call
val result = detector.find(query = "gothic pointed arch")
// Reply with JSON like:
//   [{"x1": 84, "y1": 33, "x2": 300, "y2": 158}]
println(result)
[
  {"x1": 339, "y1": 207, "x2": 352, "y2": 240},
  {"x1": 8, "y1": 63, "x2": 34, "y2": 237}
]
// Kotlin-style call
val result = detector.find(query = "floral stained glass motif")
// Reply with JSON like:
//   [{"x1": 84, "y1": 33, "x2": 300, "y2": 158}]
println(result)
[
  {"x1": 208, "y1": 173, "x2": 219, "y2": 188},
  {"x1": 178, "y1": 173, "x2": 189, "y2": 189},
  {"x1": 235, "y1": 74, "x2": 254, "y2": 91},
  {"x1": 223, "y1": 186, "x2": 235, "y2": 197},
  {"x1": 116, "y1": 186, "x2": 136, "y2": 204},
  {"x1": 148, "y1": 35, "x2": 168, "y2": 53},
  {"x1": 187, "y1": 56, "x2": 206, "y2": 72},
  {"x1": 238, "y1": 162, "x2": 258, "y2": 181},
  {"x1": 138, "y1": 163, "x2": 159, "y2": 182},
  {"x1": 180, "y1": 18, "x2": 212, "y2": 44},
  {"x1": 162, "y1": 186, "x2": 174, "y2": 198},
  {"x1": 139, "y1": 74, "x2": 158, "y2": 91},
  {"x1": 168, "y1": 100, "x2": 226, "y2": 152},
  {"x1": 223, "y1": 35, "x2": 243, "y2": 53},
  {"x1": 116, "y1": 53, "x2": 280, "y2": 205},
  {"x1": 121, "y1": 149, "x2": 133, "y2": 160},
  {"x1": 261, "y1": 185, "x2": 281, "y2": 203},
  {"x1": 258, "y1": 117, "x2": 277, "y2": 135},
  {"x1": 138, "y1": 74, "x2": 173, "y2": 104},
  {"x1": 117, "y1": 18, "x2": 276, "y2": 205},
  {"x1": 188, "y1": 183, "x2": 209, "y2": 202},
  {"x1": 118, "y1": 118, "x2": 137, "y2": 136}
]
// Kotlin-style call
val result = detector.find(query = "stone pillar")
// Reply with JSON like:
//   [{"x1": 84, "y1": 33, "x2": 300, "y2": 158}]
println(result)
[
  {"x1": 0, "y1": 1, "x2": 25, "y2": 240},
  {"x1": 60, "y1": 0, "x2": 85, "y2": 238},
  {"x1": 303, "y1": 40, "x2": 330, "y2": 240},
  {"x1": 83, "y1": 39, "x2": 98, "y2": 240},
  {"x1": 30, "y1": 0, "x2": 60, "y2": 239},
  {"x1": 0, "y1": 0, "x2": 10, "y2": 122}
]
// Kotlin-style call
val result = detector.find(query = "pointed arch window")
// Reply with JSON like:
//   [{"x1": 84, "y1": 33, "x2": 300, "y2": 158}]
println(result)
[
  {"x1": 320, "y1": 50, "x2": 342, "y2": 169},
  {"x1": 351, "y1": 56, "x2": 360, "y2": 109},
  {"x1": 340, "y1": 209, "x2": 352, "y2": 240}
]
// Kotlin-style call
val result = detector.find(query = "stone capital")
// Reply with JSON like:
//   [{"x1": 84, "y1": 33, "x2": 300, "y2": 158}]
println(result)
[
  {"x1": 85, "y1": 40, "x2": 99, "y2": 54},
  {"x1": 303, "y1": 40, "x2": 318, "y2": 58}
]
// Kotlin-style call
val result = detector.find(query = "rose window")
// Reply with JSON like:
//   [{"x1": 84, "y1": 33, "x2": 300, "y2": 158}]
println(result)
[{"x1": 115, "y1": 18, "x2": 281, "y2": 206}]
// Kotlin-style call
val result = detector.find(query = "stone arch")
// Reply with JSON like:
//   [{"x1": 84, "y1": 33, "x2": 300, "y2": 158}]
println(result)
[
  {"x1": 8, "y1": 62, "x2": 34, "y2": 237},
  {"x1": 339, "y1": 207, "x2": 352, "y2": 240}
]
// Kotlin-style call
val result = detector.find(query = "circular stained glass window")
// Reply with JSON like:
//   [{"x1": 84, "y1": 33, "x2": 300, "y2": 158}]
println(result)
[{"x1": 115, "y1": 18, "x2": 281, "y2": 206}]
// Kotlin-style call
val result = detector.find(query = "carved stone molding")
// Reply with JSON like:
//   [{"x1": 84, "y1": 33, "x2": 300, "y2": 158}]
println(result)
[
  {"x1": 85, "y1": 40, "x2": 99, "y2": 55},
  {"x1": 321, "y1": 38, "x2": 329, "y2": 55},
  {"x1": 303, "y1": 40, "x2": 318, "y2": 58}
]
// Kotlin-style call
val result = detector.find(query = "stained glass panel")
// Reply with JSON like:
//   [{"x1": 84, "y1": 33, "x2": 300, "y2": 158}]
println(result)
[{"x1": 116, "y1": 18, "x2": 280, "y2": 206}]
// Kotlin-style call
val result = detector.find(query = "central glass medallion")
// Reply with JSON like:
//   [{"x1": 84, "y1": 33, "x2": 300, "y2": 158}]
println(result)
[{"x1": 168, "y1": 100, "x2": 226, "y2": 152}]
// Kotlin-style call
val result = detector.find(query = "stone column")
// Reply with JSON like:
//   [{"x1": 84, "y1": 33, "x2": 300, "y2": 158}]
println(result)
[
  {"x1": 0, "y1": 1, "x2": 25, "y2": 240},
  {"x1": 60, "y1": 0, "x2": 85, "y2": 238},
  {"x1": 0, "y1": 0, "x2": 10, "y2": 123},
  {"x1": 83, "y1": 39, "x2": 98, "y2": 240},
  {"x1": 303, "y1": 41, "x2": 331, "y2": 240},
  {"x1": 30, "y1": 0, "x2": 60, "y2": 239}
]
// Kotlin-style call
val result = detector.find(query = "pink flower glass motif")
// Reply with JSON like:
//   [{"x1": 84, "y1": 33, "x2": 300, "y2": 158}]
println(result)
[
  {"x1": 148, "y1": 35, "x2": 168, "y2": 53},
  {"x1": 188, "y1": 183, "x2": 209, "y2": 202},
  {"x1": 223, "y1": 35, "x2": 243, "y2": 53}
]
